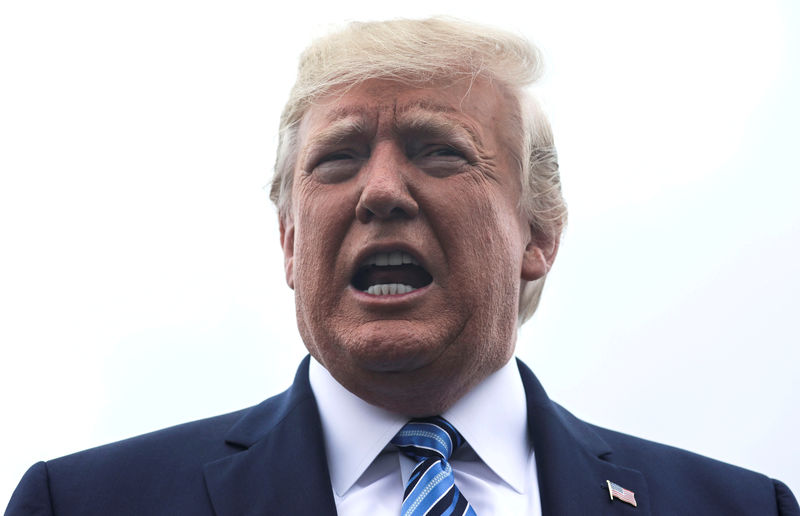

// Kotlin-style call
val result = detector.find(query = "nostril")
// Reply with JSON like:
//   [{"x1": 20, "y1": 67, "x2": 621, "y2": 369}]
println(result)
[
  {"x1": 356, "y1": 172, "x2": 419, "y2": 222},
  {"x1": 355, "y1": 198, "x2": 375, "y2": 223},
  {"x1": 356, "y1": 199, "x2": 418, "y2": 222}
]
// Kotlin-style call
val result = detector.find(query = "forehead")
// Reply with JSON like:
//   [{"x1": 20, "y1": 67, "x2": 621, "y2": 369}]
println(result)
[{"x1": 297, "y1": 78, "x2": 509, "y2": 145}]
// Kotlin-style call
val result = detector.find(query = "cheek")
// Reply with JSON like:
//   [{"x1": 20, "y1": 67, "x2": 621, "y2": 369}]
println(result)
[
  {"x1": 440, "y1": 187, "x2": 524, "y2": 267},
  {"x1": 291, "y1": 184, "x2": 359, "y2": 294},
  {"x1": 462, "y1": 199, "x2": 524, "y2": 346},
  {"x1": 463, "y1": 197, "x2": 526, "y2": 318},
  {"x1": 295, "y1": 185, "x2": 352, "y2": 250}
]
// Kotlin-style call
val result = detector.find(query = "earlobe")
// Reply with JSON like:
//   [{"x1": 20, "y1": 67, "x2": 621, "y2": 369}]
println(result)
[
  {"x1": 521, "y1": 226, "x2": 559, "y2": 281},
  {"x1": 279, "y1": 217, "x2": 295, "y2": 290}
]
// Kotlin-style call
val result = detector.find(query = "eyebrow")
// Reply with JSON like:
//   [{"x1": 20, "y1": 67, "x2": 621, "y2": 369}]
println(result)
[
  {"x1": 302, "y1": 99, "x2": 485, "y2": 160},
  {"x1": 302, "y1": 115, "x2": 370, "y2": 161},
  {"x1": 395, "y1": 106, "x2": 483, "y2": 151}
]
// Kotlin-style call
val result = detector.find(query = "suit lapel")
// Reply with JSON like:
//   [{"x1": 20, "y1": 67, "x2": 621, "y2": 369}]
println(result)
[
  {"x1": 518, "y1": 360, "x2": 652, "y2": 516},
  {"x1": 203, "y1": 357, "x2": 337, "y2": 516},
  {"x1": 203, "y1": 356, "x2": 653, "y2": 515}
]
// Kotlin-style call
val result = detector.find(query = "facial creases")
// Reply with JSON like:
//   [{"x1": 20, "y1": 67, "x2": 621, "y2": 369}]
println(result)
[{"x1": 285, "y1": 78, "x2": 541, "y2": 415}]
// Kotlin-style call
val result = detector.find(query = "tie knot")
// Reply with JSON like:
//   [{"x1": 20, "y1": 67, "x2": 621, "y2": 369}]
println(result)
[{"x1": 392, "y1": 416, "x2": 465, "y2": 462}]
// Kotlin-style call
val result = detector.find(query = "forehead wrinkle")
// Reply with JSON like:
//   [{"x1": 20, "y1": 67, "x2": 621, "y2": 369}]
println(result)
[
  {"x1": 395, "y1": 98, "x2": 457, "y2": 116},
  {"x1": 324, "y1": 103, "x2": 376, "y2": 122}
]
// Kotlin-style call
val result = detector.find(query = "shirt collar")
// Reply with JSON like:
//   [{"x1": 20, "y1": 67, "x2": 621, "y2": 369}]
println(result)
[
  {"x1": 308, "y1": 356, "x2": 530, "y2": 496},
  {"x1": 308, "y1": 357, "x2": 407, "y2": 497},
  {"x1": 443, "y1": 357, "x2": 530, "y2": 493}
]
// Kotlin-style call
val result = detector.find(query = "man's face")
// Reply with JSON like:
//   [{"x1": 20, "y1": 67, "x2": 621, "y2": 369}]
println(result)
[{"x1": 281, "y1": 78, "x2": 553, "y2": 415}]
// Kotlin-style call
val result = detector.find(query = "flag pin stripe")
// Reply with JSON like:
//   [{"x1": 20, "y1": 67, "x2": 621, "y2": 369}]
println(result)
[{"x1": 606, "y1": 480, "x2": 637, "y2": 507}]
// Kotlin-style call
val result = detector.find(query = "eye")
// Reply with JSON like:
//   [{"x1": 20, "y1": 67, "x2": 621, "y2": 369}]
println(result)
[
  {"x1": 320, "y1": 151, "x2": 356, "y2": 162},
  {"x1": 413, "y1": 145, "x2": 469, "y2": 177},
  {"x1": 310, "y1": 150, "x2": 364, "y2": 184},
  {"x1": 425, "y1": 146, "x2": 464, "y2": 158}
]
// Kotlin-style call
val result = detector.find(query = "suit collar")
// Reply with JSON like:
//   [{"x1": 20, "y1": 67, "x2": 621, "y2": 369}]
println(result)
[
  {"x1": 203, "y1": 356, "x2": 337, "y2": 515},
  {"x1": 203, "y1": 356, "x2": 651, "y2": 515},
  {"x1": 518, "y1": 359, "x2": 652, "y2": 515}
]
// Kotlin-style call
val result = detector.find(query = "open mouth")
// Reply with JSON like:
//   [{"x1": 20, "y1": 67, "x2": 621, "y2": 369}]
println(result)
[{"x1": 351, "y1": 251, "x2": 433, "y2": 296}]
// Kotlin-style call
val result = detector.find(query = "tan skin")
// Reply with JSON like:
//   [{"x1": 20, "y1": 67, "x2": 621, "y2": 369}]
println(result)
[{"x1": 281, "y1": 78, "x2": 558, "y2": 416}]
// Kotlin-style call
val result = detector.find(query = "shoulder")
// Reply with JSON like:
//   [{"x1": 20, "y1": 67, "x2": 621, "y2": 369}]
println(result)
[
  {"x1": 588, "y1": 417, "x2": 766, "y2": 479},
  {"x1": 558, "y1": 403, "x2": 799, "y2": 515},
  {"x1": 5, "y1": 392, "x2": 300, "y2": 516},
  {"x1": 8, "y1": 408, "x2": 250, "y2": 516},
  {"x1": 6, "y1": 360, "x2": 316, "y2": 515},
  {"x1": 4, "y1": 359, "x2": 320, "y2": 516},
  {"x1": 49, "y1": 407, "x2": 250, "y2": 473},
  {"x1": 518, "y1": 360, "x2": 798, "y2": 514}
]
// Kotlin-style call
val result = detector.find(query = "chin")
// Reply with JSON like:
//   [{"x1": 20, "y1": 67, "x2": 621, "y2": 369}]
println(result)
[
  {"x1": 342, "y1": 323, "x2": 449, "y2": 373},
  {"x1": 356, "y1": 362, "x2": 477, "y2": 417}
]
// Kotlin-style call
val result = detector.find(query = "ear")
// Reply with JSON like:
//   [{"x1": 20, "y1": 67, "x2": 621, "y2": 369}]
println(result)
[
  {"x1": 279, "y1": 216, "x2": 295, "y2": 290},
  {"x1": 521, "y1": 225, "x2": 560, "y2": 282}
]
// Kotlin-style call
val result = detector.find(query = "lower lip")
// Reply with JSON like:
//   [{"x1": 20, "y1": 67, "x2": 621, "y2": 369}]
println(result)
[{"x1": 348, "y1": 283, "x2": 432, "y2": 307}]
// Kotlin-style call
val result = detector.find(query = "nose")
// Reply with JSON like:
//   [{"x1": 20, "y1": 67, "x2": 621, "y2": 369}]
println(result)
[{"x1": 355, "y1": 146, "x2": 419, "y2": 223}]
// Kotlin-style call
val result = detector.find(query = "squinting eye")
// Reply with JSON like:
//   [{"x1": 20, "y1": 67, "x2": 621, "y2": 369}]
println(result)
[
  {"x1": 311, "y1": 152, "x2": 363, "y2": 184},
  {"x1": 414, "y1": 145, "x2": 469, "y2": 178},
  {"x1": 426, "y1": 147, "x2": 463, "y2": 158},
  {"x1": 321, "y1": 152, "x2": 355, "y2": 162}
]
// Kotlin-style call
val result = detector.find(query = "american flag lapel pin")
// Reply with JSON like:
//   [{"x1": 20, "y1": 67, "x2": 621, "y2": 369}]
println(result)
[{"x1": 606, "y1": 480, "x2": 637, "y2": 507}]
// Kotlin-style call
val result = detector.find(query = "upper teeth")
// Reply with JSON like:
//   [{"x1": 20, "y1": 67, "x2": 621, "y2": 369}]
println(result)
[{"x1": 363, "y1": 251, "x2": 418, "y2": 267}]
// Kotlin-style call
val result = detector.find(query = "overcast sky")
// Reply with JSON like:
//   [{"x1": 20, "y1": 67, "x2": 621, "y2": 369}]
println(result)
[{"x1": 2, "y1": 0, "x2": 798, "y2": 505}]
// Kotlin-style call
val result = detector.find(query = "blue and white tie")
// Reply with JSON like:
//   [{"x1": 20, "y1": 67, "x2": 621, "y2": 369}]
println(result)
[{"x1": 391, "y1": 417, "x2": 477, "y2": 516}]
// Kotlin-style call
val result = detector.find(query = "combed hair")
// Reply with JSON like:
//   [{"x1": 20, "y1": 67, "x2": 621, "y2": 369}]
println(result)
[{"x1": 270, "y1": 17, "x2": 567, "y2": 326}]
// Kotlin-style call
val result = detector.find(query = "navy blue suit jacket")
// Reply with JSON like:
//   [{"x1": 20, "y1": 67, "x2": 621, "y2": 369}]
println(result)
[{"x1": 6, "y1": 357, "x2": 799, "y2": 515}]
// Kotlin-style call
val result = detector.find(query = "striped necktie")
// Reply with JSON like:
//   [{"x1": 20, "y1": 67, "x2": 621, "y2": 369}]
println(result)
[{"x1": 391, "y1": 416, "x2": 477, "y2": 516}]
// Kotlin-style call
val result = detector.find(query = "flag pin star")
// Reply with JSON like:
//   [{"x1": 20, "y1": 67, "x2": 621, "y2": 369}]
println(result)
[{"x1": 606, "y1": 480, "x2": 637, "y2": 507}]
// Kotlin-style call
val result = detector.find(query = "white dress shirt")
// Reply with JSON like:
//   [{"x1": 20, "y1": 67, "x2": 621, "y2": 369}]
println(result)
[{"x1": 308, "y1": 357, "x2": 542, "y2": 515}]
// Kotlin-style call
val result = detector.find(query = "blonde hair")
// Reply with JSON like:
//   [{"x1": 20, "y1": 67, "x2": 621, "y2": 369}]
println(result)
[{"x1": 269, "y1": 17, "x2": 567, "y2": 325}]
